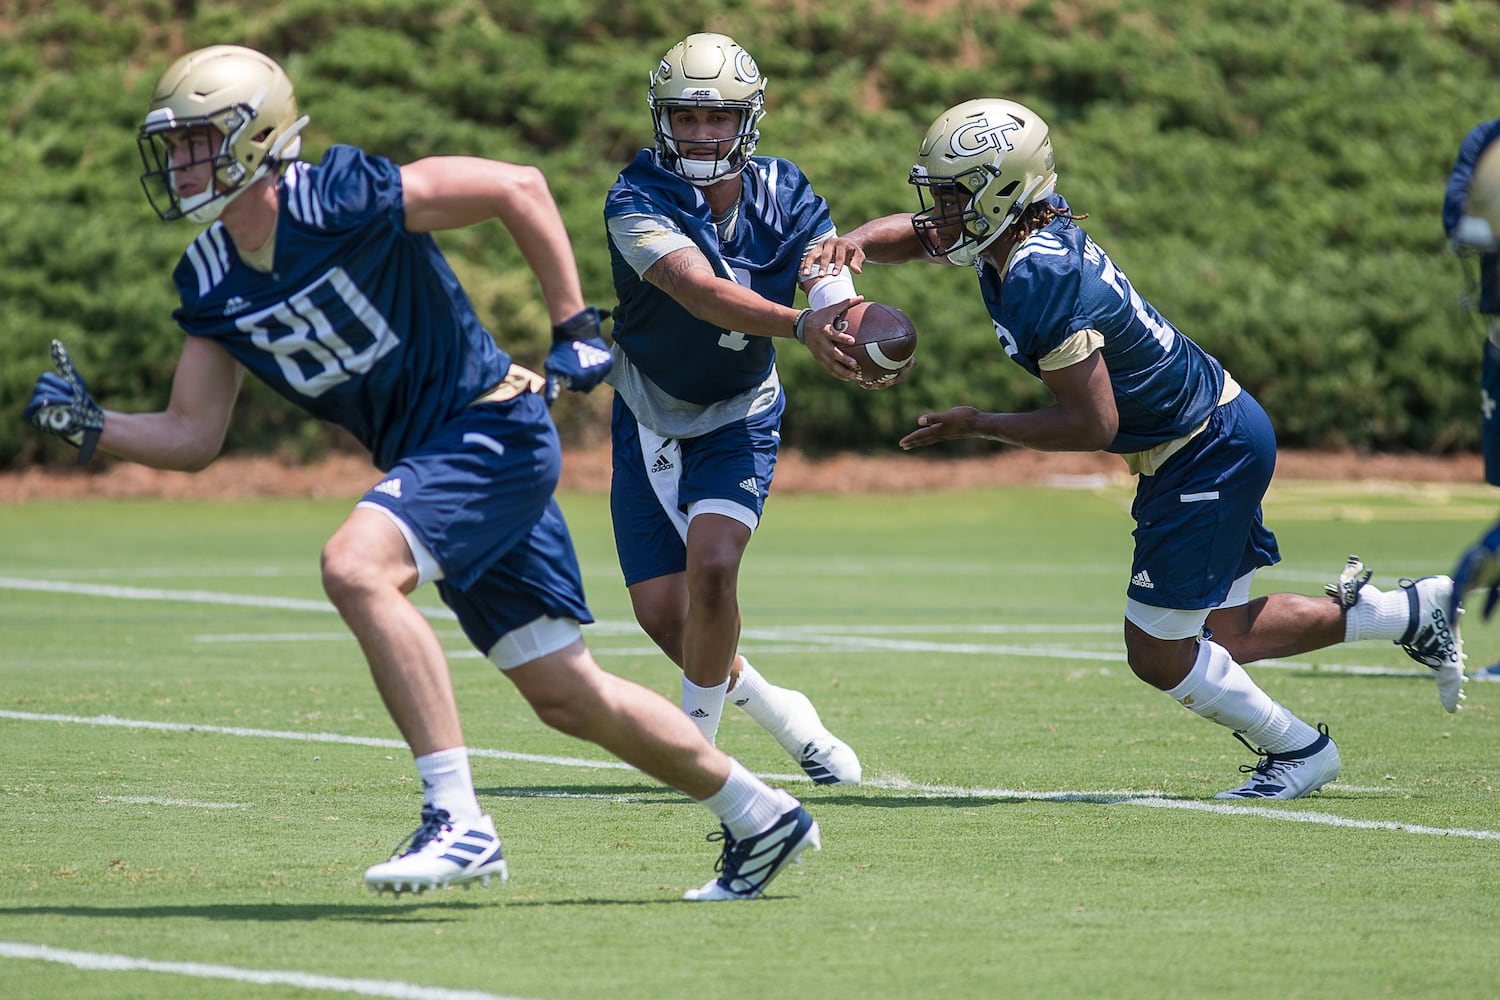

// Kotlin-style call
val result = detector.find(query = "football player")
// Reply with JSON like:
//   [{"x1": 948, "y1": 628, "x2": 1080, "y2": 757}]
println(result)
[
  {"x1": 602, "y1": 32, "x2": 883, "y2": 789},
  {"x1": 802, "y1": 98, "x2": 1467, "y2": 798},
  {"x1": 25, "y1": 44, "x2": 819, "y2": 901},
  {"x1": 1443, "y1": 120, "x2": 1500, "y2": 679}
]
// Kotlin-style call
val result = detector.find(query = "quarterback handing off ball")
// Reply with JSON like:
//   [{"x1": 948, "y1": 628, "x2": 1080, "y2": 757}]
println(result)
[{"x1": 836, "y1": 302, "x2": 917, "y2": 386}]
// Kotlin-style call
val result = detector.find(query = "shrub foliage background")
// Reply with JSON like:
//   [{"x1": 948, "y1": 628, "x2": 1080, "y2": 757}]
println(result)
[{"x1": 2, "y1": 0, "x2": 1497, "y2": 467}]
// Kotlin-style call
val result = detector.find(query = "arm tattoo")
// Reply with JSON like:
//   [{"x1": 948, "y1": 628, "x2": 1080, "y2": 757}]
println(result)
[{"x1": 648, "y1": 248, "x2": 715, "y2": 298}]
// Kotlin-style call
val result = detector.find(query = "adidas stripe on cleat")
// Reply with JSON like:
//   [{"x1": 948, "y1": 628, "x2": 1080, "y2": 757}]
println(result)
[
  {"x1": 363, "y1": 806, "x2": 508, "y2": 895},
  {"x1": 798, "y1": 738, "x2": 862, "y2": 786},
  {"x1": 683, "y1": 805, "x2": 820, "y2": 901},
  {"x1": 1215, "y1": 724, "x2": 1341, "y2": 800},
  {"x1": 1396, "y1": 576, "x2": 1467, "y2": 713}
]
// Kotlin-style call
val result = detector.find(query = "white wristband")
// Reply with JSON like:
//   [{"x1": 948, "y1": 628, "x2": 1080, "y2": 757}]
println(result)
[{"x1": 806, "y1": 269, "x2": 858, "y2": 311}]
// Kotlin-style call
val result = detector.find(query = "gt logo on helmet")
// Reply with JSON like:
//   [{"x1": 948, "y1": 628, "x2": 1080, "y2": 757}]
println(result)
[
  {"x1": 733, "y1": 49, "x2": 760, "y2": 84},
  {"x1": 950, "y1": 117, "x2": 1023, "y2": 158}
]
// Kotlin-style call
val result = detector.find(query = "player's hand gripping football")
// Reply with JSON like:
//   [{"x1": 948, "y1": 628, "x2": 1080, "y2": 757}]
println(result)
[
  {"x1": 1450, "y1": 518, "x2": 1500, "y2": 622},
  {"x1": 799, "y1": 300, "x2": 862, "y2": 383},
  {"x1": 544, "y1": 306, "x2": 614, "y2": 404},
  {"x1": 24, "y1": 339, "x2": 104, "y2": 463}
]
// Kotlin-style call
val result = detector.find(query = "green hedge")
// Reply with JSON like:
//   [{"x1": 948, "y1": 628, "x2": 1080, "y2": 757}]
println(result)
[{"x1": 4, "y1": 0, "x2": 1498, "y2": 467}]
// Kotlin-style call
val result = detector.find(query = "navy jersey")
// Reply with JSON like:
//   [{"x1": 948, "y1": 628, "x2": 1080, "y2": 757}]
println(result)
[
  {"x1": 977, "y1": 202, "x2": 1225, "y2": 454},
  {"x1": 1444, "y1": 119, "x2": 1500, "y2": 315},
  {"x1": 604, "y1": 150, "x2": 833, "y2": 404},
  {"x1": 170, "y1": 145, "x2": 511, "y2": 470}
]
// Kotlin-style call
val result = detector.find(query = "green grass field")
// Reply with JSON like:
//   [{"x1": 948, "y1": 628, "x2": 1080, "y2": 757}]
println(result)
[{"x1": 2, "y1": 476, "x2": 1497, "y2": 999}]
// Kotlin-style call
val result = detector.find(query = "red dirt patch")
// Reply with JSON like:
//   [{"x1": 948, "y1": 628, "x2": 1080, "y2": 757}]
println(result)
[{"x1": 0, "y1": 447, "x2": 1483, "y2": 502}]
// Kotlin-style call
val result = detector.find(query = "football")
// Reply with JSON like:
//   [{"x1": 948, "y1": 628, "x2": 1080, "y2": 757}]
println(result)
[{"x1": 836, "y1": 302, "x2": 917, "y2": 386}]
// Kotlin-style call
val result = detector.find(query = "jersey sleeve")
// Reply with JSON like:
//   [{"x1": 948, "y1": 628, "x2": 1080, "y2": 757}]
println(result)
[
  {"x1": 285, "y1": 145, "x2": 406, "y2": 234},
  {"x1": 768, "y1": 157, "x2": 834, "y2": 249},
  {"x1": 1002, "y1": 238, "x2": 1084, "y2": 358},
  {"x1": 607, "y1": 212, "x2": 696, "y2": 278}
]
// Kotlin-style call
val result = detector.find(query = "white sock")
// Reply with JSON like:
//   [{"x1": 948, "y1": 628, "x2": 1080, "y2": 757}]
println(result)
[
  {"x1": 414, "y1": 747, "x2": 482, "y2": 823},
  {"x1": 1344, "y1": 583, "x2": 1411, "y2": 642},
  {"x1": 1166, "y1": 640, "x2": 1318, "y2": 753},
  {"x1": 699, "y1": 758, "x2": 799, "y2": 839},
  {"x1": 730, "y1": 659, "x2": 823, "y2": 752},
  {"x1": 682, "y1": 676, "x2": 729, "y2": 744}
]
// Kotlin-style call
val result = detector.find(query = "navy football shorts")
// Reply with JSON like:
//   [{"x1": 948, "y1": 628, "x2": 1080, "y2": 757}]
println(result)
[
  {"x1": 1127, "y1": 391, "x2": 1282, "y2": 611},
  {"x1": 357, "y1": 392, "x2": 593, "y2": 654},
  {"x1": 609, "y1": 391, "x2": 785, "y2": 586}
]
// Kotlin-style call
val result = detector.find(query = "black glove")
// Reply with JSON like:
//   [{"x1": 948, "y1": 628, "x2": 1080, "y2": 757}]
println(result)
[
  {"x1": 544, "y1": 307, "x2": 614, "y2": 404},
  {"x1": 24, "y1": 340, "x2": 104, "y2": 463}
]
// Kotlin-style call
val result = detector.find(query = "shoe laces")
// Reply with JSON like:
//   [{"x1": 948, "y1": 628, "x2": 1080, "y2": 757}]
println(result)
[
  {"x1": 704, "y1": 825, "x2": 737, "y2": 876},
  {"x1": 1231, "y1": 723, "x2": 1329, "y2": 781},
  {"x1": 1231, "y1": 733, "x2": 1291, "y2": 781},
  {"x1": 389, "y1": 805, "x2": 453, "y2": 859}
]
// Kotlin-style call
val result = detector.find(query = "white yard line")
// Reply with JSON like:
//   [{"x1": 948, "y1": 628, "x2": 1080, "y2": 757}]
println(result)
[
  {"x1": 96, "y1": 796, "x2": 247, "y2": 809},
  {"x1": 0, "y1": 942, "x2": 536, "y2": 1000},
  {"x1": 0, "y1": 575, "x2": 1444, "y2": 677},
  {"x1": 3, "y1": 709, "x2": 1493, "y2": 841}
]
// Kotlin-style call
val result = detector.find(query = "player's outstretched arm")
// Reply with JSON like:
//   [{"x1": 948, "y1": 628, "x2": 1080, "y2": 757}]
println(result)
[
  {"x1": 400, "y1": 156, "x2": 586, "y2": 327},
  {"x1": 26, "y1": 336, "x2": 244, "y2": 471},
  {"x1": 899, "y1": 352, "x2": 1117, "y2": 452},
  {"x1": 800, "y1": 214, "x2": 939, "y2": 280}
]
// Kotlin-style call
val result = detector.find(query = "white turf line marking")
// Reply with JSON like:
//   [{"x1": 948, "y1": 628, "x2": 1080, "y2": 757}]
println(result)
[
  {"x1": 4, "y1": 709, "x2": 1494, "y2": 840},
  {"x1": 98, "y1": 796, "x2": 247, "y2": 809},
  {"x1": 0, "y1": 709, "x2": 636, "y2": 772},
  {"x1": 0, "y1": 942, "x2": 535, "y2": 1000},
  {"x1": 0, "y1": 581, "x2": 1468, "y2": 801},
  {"x1": 3, "y1": 575, "x2": 1432, "y2": 678}
]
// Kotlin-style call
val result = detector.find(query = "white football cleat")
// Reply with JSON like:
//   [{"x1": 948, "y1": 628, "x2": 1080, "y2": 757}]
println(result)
[
  {"x1": 1396, "y1": 576, "x2": 1467, "y2": 713},
  {"x1": 683, "y1": 805, "x2": 821, "y2": 901},
  {"x1": 752, "y1": 687, "x2": 862, "y2": 785},
  {"x1": 1324, "y1": 554, "x2": 1373, "y2": 609},
  {"x1": 797, "y1": 737, "x2": 862, "y2": 786},
  {"x1": 1215, "y1": 724, "x2": 1341, "y2": 800},
  {"x1": 364, "y1": 806, "x2": 508, "y2": 895}
]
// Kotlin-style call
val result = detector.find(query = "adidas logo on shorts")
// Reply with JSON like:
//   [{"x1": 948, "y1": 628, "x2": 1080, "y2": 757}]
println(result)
[
  {"x1": 1131, "y1": 569, "x2": 1154, "y2": 590},
  {"x1": 651, "y1": 454, "x2": 674, "y2": 474},
  {"x1": 373, "y1": 478, "x2": 403, "y2": 499},
  {"x1": 739, "y1": 477, "x2": 760, "y2": 497}
]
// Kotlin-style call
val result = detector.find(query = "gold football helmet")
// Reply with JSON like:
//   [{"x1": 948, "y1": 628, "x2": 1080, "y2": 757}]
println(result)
[
  {"x1": 137, "y1": 45, "x2": 309, "y2": 223},
  {"x1": 1458, "y1": 140, "x2": 1500, "y2": 251},
  {"x1": 909, "y1": 99, "x2": 1057, "y2": 265},
  {"x1": 648, "y1": 32, "x2": 766, "y2": 187}
]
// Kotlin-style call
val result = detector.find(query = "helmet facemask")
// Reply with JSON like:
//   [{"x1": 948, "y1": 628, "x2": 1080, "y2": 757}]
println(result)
[
  {"x1": 648, "y1": 33, "x2": 766, "y2": 188},
  {"x1": 137, "y1": 45, "x2": 308, "y2": 224}
]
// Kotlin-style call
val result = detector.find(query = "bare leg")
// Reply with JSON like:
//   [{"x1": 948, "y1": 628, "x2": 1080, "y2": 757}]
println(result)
[
  {"x1": 625, "y1": 515, "x2": 860, "y2": 782},
  {"x1": 1122, "y1": 620, "x2": 1200, "y2": 690},
  {"x1": 506, "y1": 640, "x2": 730, "y2": 799},
  {"x1": 1205, "y1": 594, "x2": 1345, "y2": 664},
  {"x1": 321, "y1": 507, "x2": 462, "y2": 755},
  {"x1": 680, "y1": 513, "x2": 751, "y2": 687}
]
